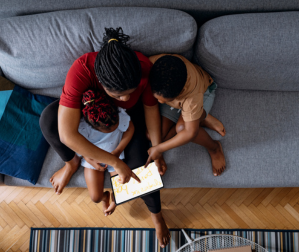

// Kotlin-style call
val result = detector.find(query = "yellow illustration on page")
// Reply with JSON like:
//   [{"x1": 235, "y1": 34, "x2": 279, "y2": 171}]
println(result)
[{"x1": 111, "y1": 163, "x2": 163, "y2": 204}]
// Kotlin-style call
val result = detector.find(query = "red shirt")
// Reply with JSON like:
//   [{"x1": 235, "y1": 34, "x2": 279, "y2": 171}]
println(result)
[{"x1": 60, "y1": 51, "x2": 157, "y2": 109}]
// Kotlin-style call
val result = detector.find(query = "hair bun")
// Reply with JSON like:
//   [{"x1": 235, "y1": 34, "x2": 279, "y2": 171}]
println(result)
[
  {"x1": 81, "y1": 89, "x2": 119, "y2": 129},
  {"x1": 82, "y1": 90, "x2": 96, "y2": 106},
  {"x1": 102, "y1": 27, "x2": 130, "y2": 47}
]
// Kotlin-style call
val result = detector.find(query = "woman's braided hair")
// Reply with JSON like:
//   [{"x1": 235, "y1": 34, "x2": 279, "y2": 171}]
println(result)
[
  {"x1": 94, "y1": 27, "x2": 141, "y2": 92},
  {"x1": 82, "y1": 89, "x2": 119, "y2": 129}
]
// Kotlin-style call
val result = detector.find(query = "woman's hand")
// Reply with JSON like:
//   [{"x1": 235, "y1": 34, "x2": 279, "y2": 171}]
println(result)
[
  {"x1": 143, "y1": 104, "x2": 168, "y2": 175},
  {"x1": 145, "y1": 145, "x2": 167, "y2": 176},
  {"x1": 83, "y1": 156, "x2": 108, "y2": 172},
  {"x1": 85, "y1": 154, "x2": 140, "y2": 184},
  {"x1": 155, "y1": 156, "x2": 167, "y2": 176},
  {"x1": 111, "y1": 150, "x2": 140, "y2": 183},
  {"x1": 114, "y1": 159, "x2": 141, "y2": 184}
]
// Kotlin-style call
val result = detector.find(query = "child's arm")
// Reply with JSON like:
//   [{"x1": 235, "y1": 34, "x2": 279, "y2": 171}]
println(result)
[
  {"x1": 145, "y1": 119, "x2": 200, "y2": 166},
  {"x1": 111, "y1": 121, "x2": 135, "y2": 157}
]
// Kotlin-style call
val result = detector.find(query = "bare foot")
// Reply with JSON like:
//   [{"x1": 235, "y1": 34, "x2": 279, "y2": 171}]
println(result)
[
  {"x1": 151, "y1": 212, "x2": 170, "y2": 248},
  {"x1": 207, "y1": 141, "x2": 226, "y2": 176},
  {"x1": 201, "y1": 114, "x2": 226, "y2": 136},
  {"x1": 49, "y1": 155, "x2": 81, "y2": 195},
  {"x1": 102, "y1": 191, "x2": 116, "y2": 216},
  {"x1": 102, "y1": 191, "x2": 110, "y2": 216}
]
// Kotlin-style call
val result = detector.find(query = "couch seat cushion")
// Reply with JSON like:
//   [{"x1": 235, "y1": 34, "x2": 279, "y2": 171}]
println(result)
[{"x1": 5, "y1": 87, "x2": 299, "y2": 188}]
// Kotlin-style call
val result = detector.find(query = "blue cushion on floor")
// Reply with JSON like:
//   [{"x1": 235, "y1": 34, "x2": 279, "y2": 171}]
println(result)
[{"x1": 0, "y1": 77, "x2": 56, "y2": 184}]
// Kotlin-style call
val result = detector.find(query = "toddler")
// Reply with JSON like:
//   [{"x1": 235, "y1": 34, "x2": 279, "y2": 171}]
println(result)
[{"x1": 78, "y1": 89, "x2": 134, "y2": 215}]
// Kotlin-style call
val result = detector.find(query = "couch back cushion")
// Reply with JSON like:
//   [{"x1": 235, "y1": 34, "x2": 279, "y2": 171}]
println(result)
[
  {"x1": 1, "y1": 0, "x2": 299, "y2": 27},
  {"x1": 194, "y1": 12, "x2": 299, "y2": 91},
  {"x1": 0, "y1": 7, "x2": 196, "y2": 89}
]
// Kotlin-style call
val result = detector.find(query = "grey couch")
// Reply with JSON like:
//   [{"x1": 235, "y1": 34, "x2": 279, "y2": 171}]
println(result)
[
  {"x1": 0, "y1": 4, "x2": 298, "y2": 188},
  {"x1": 1, "y1": 0, "x2": 299, "y2": 26}
]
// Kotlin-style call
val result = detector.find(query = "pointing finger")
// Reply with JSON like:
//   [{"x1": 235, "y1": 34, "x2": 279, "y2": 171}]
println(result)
[
  {"x1": 117, "y1": 177, "x2": 126, "y2": 184},
  {"x1": 145, "y1": 156, "x2": 152, "y2": 168},
  {"x1": 131, "y1": 172, "x2": 141, "y2": 183}
]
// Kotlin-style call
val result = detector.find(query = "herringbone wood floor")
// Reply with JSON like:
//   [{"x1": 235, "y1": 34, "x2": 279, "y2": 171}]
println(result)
[{"x1": 1, "y1": 186, "x2": 299, "y2": 251}]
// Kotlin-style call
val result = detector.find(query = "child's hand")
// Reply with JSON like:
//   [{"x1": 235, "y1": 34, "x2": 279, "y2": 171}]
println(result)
[
  {"x1": 97, "y1": 163, "x2": 108, "y2": 172},
  {"x1": 83, "y1": 156, "x2": 108, "y2": 171},
  {"x1": 145, "y1": 145, "x2": 163, "y2": 168}
]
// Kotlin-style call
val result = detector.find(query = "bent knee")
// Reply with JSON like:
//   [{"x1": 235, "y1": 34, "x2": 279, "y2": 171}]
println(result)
[
  {"x1": 39, "y1": 102, "x2": 59, "y2": 134},
  {"x1": 175, "y1": 123, "x2": 185, "y2": 134},
  {"x1": 90, "y1": 192, "x2": 104, "y2": 203}
]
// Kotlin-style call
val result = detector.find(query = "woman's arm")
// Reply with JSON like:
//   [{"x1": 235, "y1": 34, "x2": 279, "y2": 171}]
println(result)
[
  {"x1": 143, "y1": 104, "x2": 161, "y2": 146},
  {"x1": 143, "y1": 104, "x2": 167, "y2": 175},
  {"x1": 111, "y1": 121, "x2": 135, "y2": 157},
  {"x1": 58, "y1": 105, "x2": 140, "y2": 184}
]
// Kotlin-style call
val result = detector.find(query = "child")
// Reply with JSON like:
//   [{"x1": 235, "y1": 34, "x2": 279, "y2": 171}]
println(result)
[
  {"x1": 146, "y1": 54, "x2": 226, "y2": 176},
  {"x1": 78, "y1": 89, "x2": 134, "y2": 215}
]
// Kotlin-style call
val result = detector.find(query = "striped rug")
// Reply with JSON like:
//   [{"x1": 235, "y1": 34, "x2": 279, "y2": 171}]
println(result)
[{"x1": 30, "y1": 228, "x2": 299, "y2": 252}]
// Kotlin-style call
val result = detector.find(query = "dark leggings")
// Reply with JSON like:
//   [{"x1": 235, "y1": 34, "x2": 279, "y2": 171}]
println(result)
[{"x1": 39, "y1": 99, "x2": 161, "y2": 214}]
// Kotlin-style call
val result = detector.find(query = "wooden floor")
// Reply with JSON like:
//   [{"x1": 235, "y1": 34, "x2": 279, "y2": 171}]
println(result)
[{"x1": 1, "y1": 186, "x2": 299, "y2": 251}]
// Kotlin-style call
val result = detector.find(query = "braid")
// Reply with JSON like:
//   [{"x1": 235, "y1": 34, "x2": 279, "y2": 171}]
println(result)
[
  {"x1": 94, "y1": 27, "x2": 142, "y2": 92},
  {"x1": 82, "y1": 90, "x2": 119, "y2": 129}
]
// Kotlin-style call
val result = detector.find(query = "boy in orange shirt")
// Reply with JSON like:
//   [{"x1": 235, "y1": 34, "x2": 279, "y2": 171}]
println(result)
[{"x1": 146, "y1": 54, "x2": 226, "y2": 176}]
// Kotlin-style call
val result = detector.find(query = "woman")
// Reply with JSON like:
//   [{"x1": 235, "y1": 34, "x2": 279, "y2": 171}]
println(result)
[{"x1": 40, "y1": 27, "x2": 170, "y2": 248}]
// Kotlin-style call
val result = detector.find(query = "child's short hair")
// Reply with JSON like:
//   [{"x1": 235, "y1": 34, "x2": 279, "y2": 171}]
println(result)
[
  {"x1": 149, "y1": 55, "x2": 187, "y2": 98},
  {"x1": 82, "y1": 89, "x2": 119, "y2": 129}
]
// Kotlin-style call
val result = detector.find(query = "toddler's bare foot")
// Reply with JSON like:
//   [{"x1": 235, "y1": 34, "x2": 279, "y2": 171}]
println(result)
[
  {"x1": 102, "y1": 191, "x2": 110, "y2": 216},
  {"x1": 207, "y1": 141, "x2": 226, "y2": 176},
  {"x1": 201, "y1": 114, "x2": 226, "y2": 136},
  {"x1": 102, "y1": 191, "x2": 116, "y2": 216},
  {"x1": 151, "y1": 212, "x2": 170, "y2": 248},
  {"x1": 50, "y1": 155, "x2": 81, "y2": 195}
]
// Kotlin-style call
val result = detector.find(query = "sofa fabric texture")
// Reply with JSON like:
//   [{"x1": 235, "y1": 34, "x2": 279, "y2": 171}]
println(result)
[
  {"x1": 162, "y1": 87, "x2": 299, "y2": 188},
  {"x1": 1, "y1": 0, "x2": 299, "y2": 26},
  {"x1": 5, "y1": 87, "x2": 299, "y2": 188},
  {"x1": 194, "y1": 12, "x2": 299, "y2": 92},
  {"x1": 0, "y1": 7, "x2": 196, "y2": 90},
  {"x1": 1, "y1": 7, "x2": 197, "y2": 188}
]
